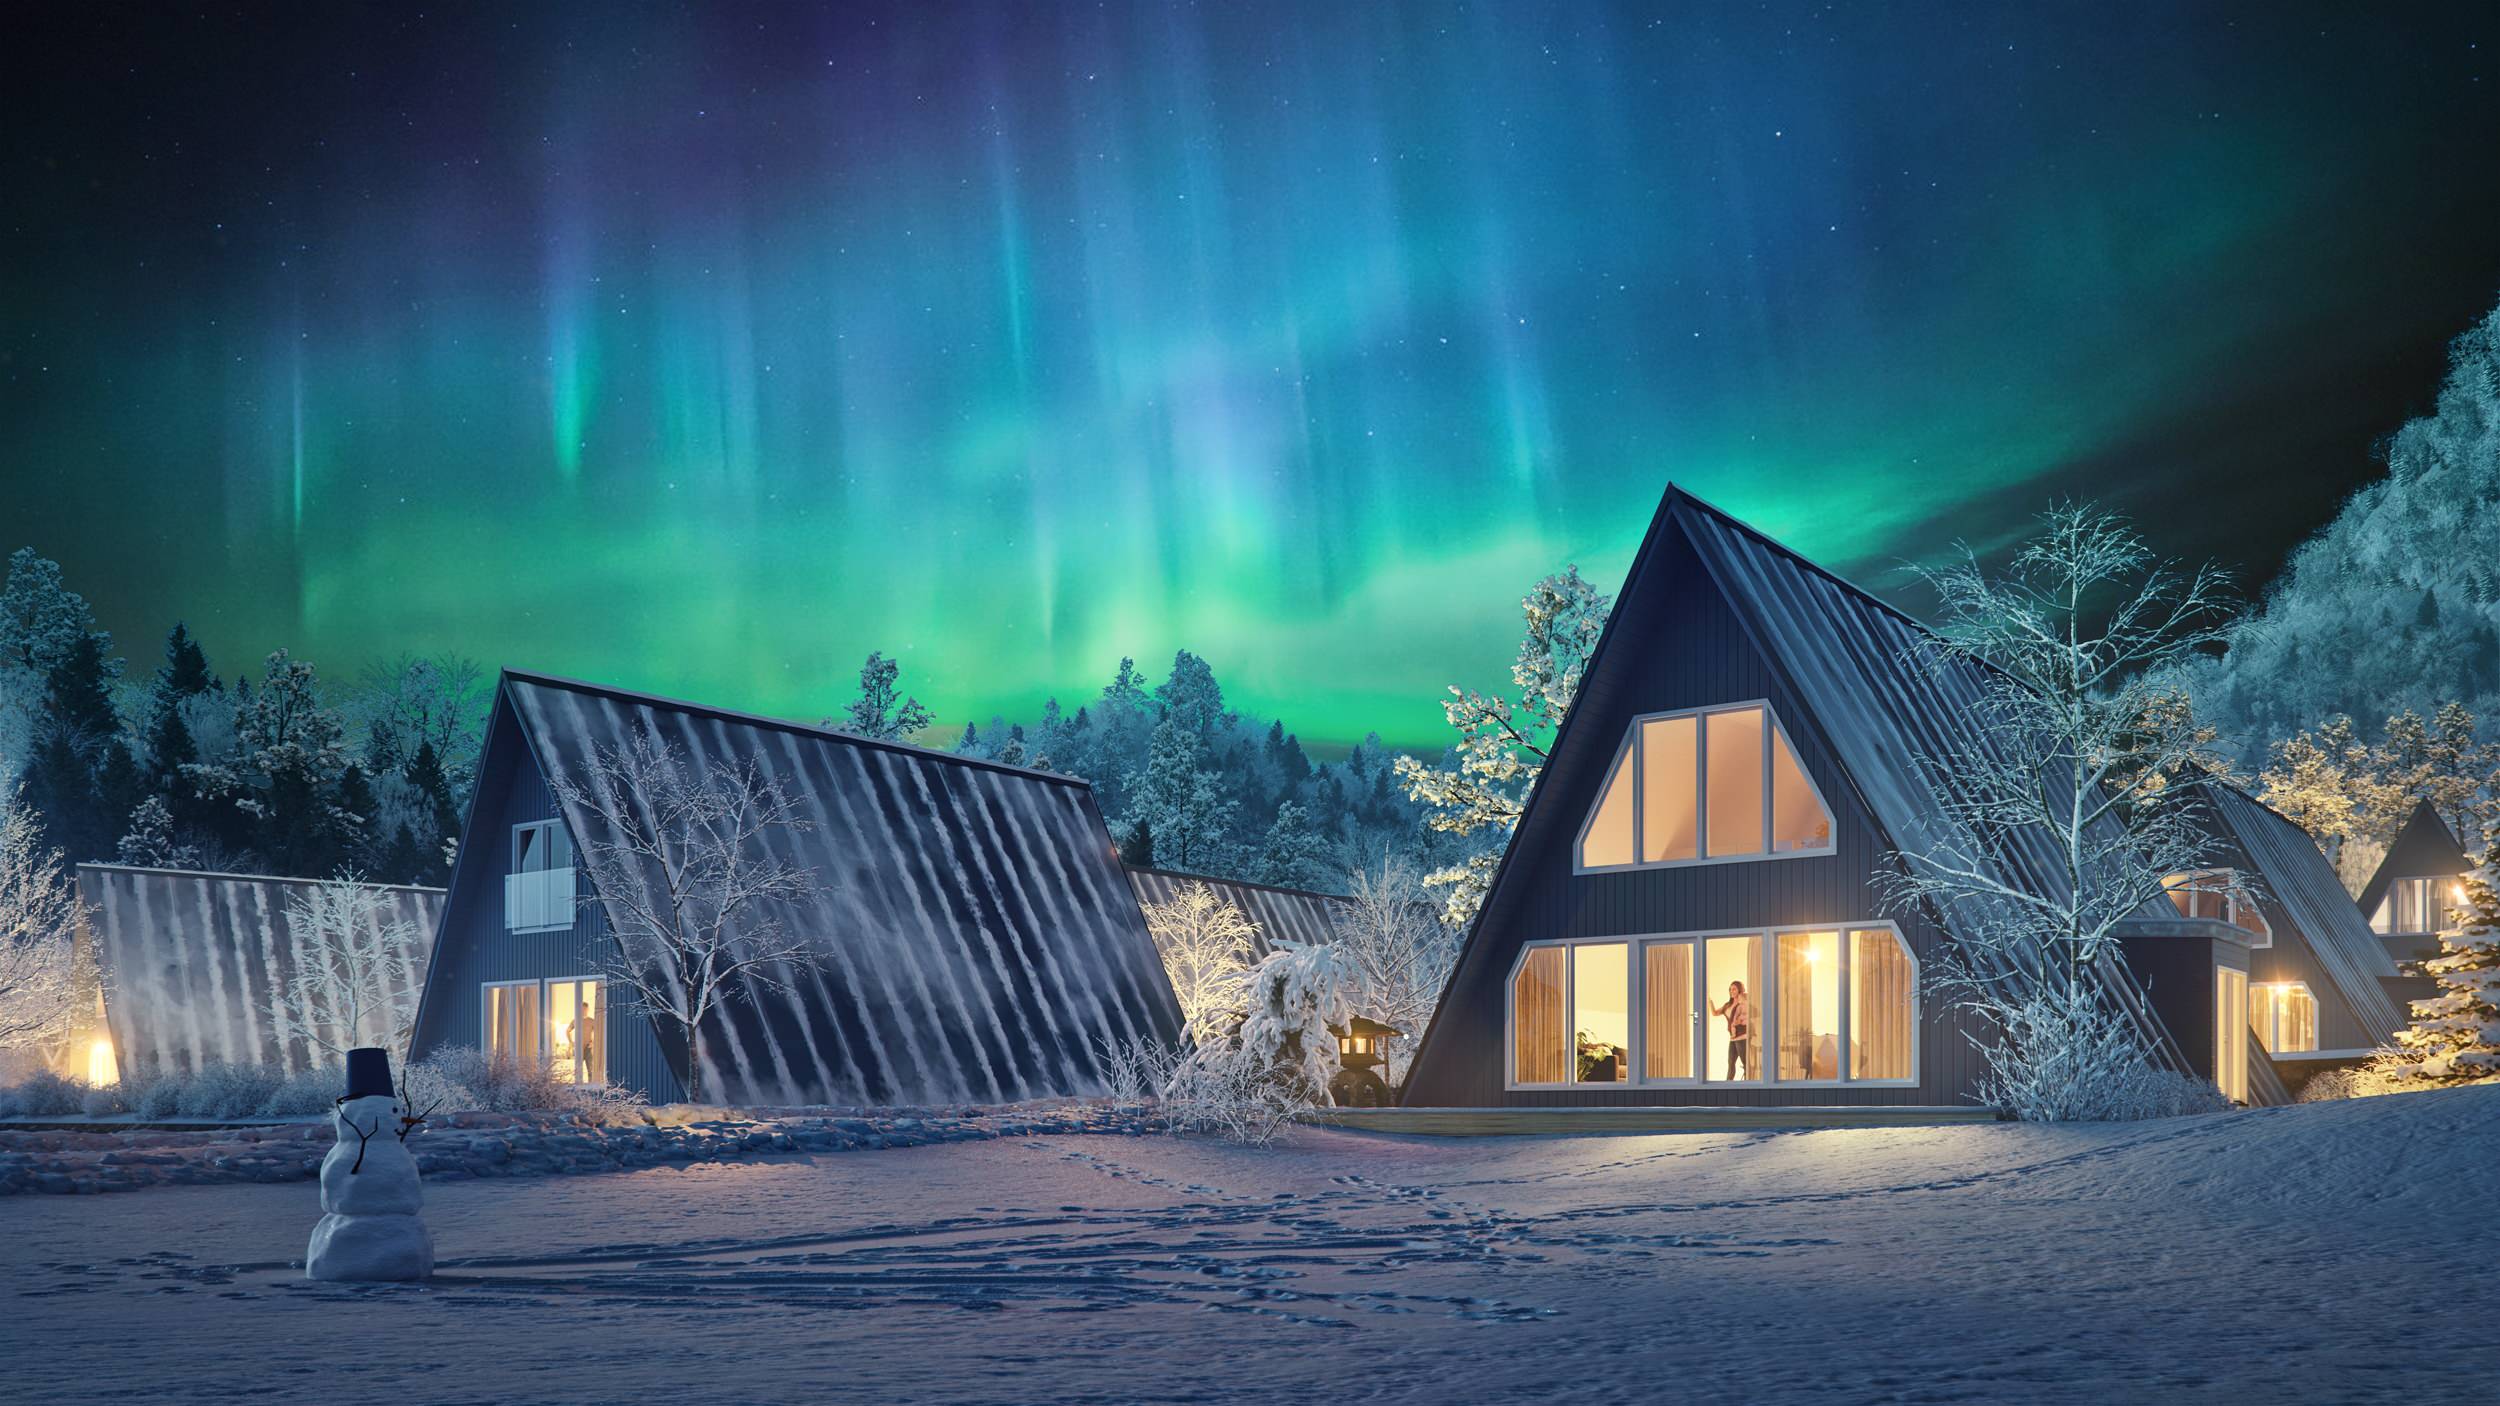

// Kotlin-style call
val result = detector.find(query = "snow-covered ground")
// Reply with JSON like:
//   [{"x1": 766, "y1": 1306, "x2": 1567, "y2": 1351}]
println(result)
[{"x1": 6, "y1": 1085, "x2": 2492, "y2": 1404}]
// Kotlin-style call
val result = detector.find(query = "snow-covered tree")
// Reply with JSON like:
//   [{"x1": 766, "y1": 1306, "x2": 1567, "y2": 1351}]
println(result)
[
  {"x1": 1249, "y1": 800, "x2": 1333, "y2": 891},
  {"x1": 116, "y1": 796, "x2": 199, "y2": 870},
  {"x1": 1331, "y1": 852, "x2": 1462, "y2": 1084},
  {"x1": 1233, "y1": 940, "x2": 1358, "y2": 1100},
  {"x1": 2387, "y1": 842, "x2": 2500, "y2": 1084},
  {"x1": 2257, "y1": 704, "x2": 2499, "y2": 890},
  {"x1": 262, "y1": 873, "x2": 429, "y2": 1063},
  {"x1": 351, "y1": 652, "x2": 488, "y2": 791},
  {"x1": 1396, "y1": 565, "x2": 1611, "y2": 928},
  {"x1": 1879, "y1": 504, "x2": 2237, "y2": 1117},
  {"x1": 1138, "y1": 880, "x2": 1258, "y2": 1041},
  {"x1": 827, "y1": 650, "x2": 932, "y2": 742},
  {"x1": 185, "y1": 649, "x2": 361, "y2": 876},
  {"x1": 552, "y1": 727, "x2": 825, "y2": 1101},
  {"x1": 2175, "y1": 299, "x2": 2500, "y2": 769},
  {"x1": 0, "y1": 787, "x2": 88, "y2": 1055},
  {"x1": 1121, "y1": 718, "x2": 1238, "y2": 874}
]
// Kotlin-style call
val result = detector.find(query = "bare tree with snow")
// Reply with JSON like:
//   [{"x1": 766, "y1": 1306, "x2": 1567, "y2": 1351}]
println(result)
[
  {"x1": 261, "y1": 872, "x2": 429, "y2": 1064},
  {"x1": 1879, "y1": 504, "x2": 2239, "y2": 1118},
  {"x1": 0, "y1": 787, "x2": 89, "y2": 1056},
  {"x1": 552, "y1": 728, "x2": 824, "y2": 1102},
  {"x1": 1332, "y1": 852, "x2": 1461, "y2": 1085},
  {"x1": 1138, "y1": 880, "x2": 1258, "y2": 1042}
]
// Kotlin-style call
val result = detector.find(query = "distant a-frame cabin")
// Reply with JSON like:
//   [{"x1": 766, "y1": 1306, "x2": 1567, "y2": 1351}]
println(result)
[
  {"x1": 2356, "y1": 798, "x2": 2476, "y2": 1012},
  {"x1": 407, "y1": 671, "x2": 1182, "y2": 1107},
  {"x1": 1401, "y1": 486, "x2": 2291, "y2": 1110}
]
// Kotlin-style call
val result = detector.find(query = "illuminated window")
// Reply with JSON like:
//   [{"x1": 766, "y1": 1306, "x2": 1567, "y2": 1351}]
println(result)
[
  {"x1": 2248, "y1": 982, "x2": 2317, "y2": 1056},
  {"x1": 2163, "y1": 870, "x2": 2270, "y2": 945},
  {"x1": 2370, "y1": 876, "x2": 2453, "y2": 935},
  {"x1": 2215, "y1": 966, "x2": 2249, "y2": 1102},
  {"x1": 1574, "y1": 944, "x2": 1630, "y2": 1083},
  {"x1": 483, "y1": 980, "x2": 543, "y2": 1069},
  {"x1": 547, "y1": 978, "x2": 607, "y2": 1084},
  {"x1": 1850, "y1": 927, "x2": 1916, "y2": 1081},
  {"x1": 1642, "y1": 941, "x2": 1693, "y2": 1080},
  {"x1": 1512, "y1": 947, "x2": 1568, "y2": 1084},
  {"x1": 1507, "y1": 925, "x2": 1915, "y2": 1089},
  {"x1": 1576, "y1": 703, "x2": 1834, "y2": 872}
]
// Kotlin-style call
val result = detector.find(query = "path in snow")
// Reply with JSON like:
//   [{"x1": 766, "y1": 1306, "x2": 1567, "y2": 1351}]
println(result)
[{"x1": 5, "y1": 1084, "x2": 2492, "y2": 1404}]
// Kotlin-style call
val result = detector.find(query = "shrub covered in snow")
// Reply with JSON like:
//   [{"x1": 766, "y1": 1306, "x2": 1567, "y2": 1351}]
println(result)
[
  {"x1": 0, "y1": 1068, "x2": 86, "y2": 1117},
  {"x1": 1972, "y1": 985, "x2": 2228, "y2": 1122},
  {"x1": 402, "y1": 1047, "x2": 647, "y2": 1123}
]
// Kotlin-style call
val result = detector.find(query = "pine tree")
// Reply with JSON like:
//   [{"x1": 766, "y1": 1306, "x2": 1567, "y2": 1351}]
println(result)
[
  {"x1": 1251, "y1": 801, "x2": 1334, "y2": 891},
  {"x1": 2390, "y1": 843, "x2": 2500, "y2": 1084},
  {"x1": 117, "y1": 795, "x2": 201, "y2": 870},
  {"x1": 1119, "y1": 818, "x2": 1155, "y2": 869},
  {"x1": 1122, "y1": 719, "x2": 1238, "y2": 874},
  {"x1": 21, "y1": 629, "x2": 132, "y2": 862},
  {"x1": 828, "y1": 650, "x2": 933, "y2": 741},
  {"x1": 186, "y1": 649, "x2": 356, "y2": 876}
]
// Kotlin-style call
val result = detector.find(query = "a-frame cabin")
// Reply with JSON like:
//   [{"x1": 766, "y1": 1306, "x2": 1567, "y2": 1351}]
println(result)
[
  {"x1": 2356, "y1": 799, "x2": 2476, "y2": 1014},
  {"x1": 407, "y1": 670, "x2": 1182, "y2": 1107},
  {"x1": 2171, "y1": 782, "x2": 2403, "y2": 1091},
  {"x1": 1401, "y1": 486, "x2": 2281, "y2": 1110}
]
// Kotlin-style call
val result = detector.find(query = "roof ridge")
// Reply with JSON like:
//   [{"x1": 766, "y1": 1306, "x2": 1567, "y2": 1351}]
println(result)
[
  {"x1": 499, "y1": 668, "x2": 1096, "y2": 790},
  {"x1": 77, "y1": 861, "x2": 448, "y2": 895},
  {"x1": 1661, "y1": 482, "x2": 1935, "y2": 634},
  {"x1": 1125, "y1": 863, "x2": 1353, "y2": 903}
]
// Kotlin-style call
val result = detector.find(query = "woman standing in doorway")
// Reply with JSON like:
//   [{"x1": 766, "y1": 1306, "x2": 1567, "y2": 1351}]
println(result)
[{"x1": 1711, "y1": 979, "x2": 1751, "y2": 1079}]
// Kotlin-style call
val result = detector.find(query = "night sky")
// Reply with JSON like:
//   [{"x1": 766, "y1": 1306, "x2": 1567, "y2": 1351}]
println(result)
[{"x1": 4, "y1": 3, "x2": 2496, "y2": 748}]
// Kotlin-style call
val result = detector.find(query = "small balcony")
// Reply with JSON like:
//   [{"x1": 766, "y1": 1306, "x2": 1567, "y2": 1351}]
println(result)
[{"x1": 505, "y1": 867, "x2": 577, "y2": 932}]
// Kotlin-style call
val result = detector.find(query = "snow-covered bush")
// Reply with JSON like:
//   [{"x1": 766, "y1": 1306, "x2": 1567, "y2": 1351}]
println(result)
[
  {"x1": 171, "y1": 1062, "x2": 288, "y2": 1119},
  {"x1": 1158, "y1": 1044, "x2": 1313, "y2": 1147},
  {"x1": 402, "y1": 1047, "x2": 647, "y2": 1122},
  {"x1": 1093, "y1": 1034, "x2": 1178, "y2": 1108},
  {"x1": 0, "y1": 1068, "x2": 87, "y2": 1117},
  {"x1": 1236, "y1": 940, "x2": 1357, "y2": 1099},
  {"x1": 1972, "y1": 985, "x2": 2228, "y2": 1122}
]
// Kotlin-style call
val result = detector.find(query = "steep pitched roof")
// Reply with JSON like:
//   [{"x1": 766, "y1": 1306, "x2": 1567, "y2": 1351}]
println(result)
[
  {"x1": 2357, "y1": 799, "x2": 2474, "y2": 919},
  {"x1": 2193, "y1": 781, "x2": 2405, "y2": 1041},
  {"x1": 1125, "y1": 866, "x2": 1350, "y2": 953},
  {"x1": 79, "y1": 864, "x2": 441, "y2": 1076},
  {"x1": 494, "y1": 670, "x2": 1181, "y2": 1105},
  {"x1": 1405, "y1": 484, "x2": 2196, "y2": 1085}
]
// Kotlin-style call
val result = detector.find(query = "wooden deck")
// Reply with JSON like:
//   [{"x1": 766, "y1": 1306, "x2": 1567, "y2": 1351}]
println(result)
[{"x1": 1309, "y1": 1104, "x2": 2000, "y2": 1137}]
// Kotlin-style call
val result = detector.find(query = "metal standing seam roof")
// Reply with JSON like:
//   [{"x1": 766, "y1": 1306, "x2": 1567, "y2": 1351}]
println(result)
[
  {"x1": 2196, "y1": 781, "x2": 2405, "y2": 1041},
  {"x1": 1124, "y1": 867, "x2": 1352, "y2": 954},
  {"x1": 1670, "y1": 492, "x2": 2194, "y2": 1067},
  {"x1": 502, "y1": 671, "x2": 1183, "y2": 1107},
  {"x1": 78, "y1": 863, "x2": 442, "y2": 1076}
]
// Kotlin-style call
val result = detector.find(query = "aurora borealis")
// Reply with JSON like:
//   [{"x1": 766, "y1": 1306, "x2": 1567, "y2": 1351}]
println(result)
[{"x1": 5, "y1": 3, "x2": 2497, "y2": 748}]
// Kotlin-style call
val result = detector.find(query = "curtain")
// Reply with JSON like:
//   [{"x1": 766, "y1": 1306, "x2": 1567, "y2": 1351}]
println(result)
[
  {"x1": 1778, "y1": 935, "x2": 1814, "y2": 1080},
  {"x1": 1644, "y1": 944, "x2": 1691, "y2": 1079},
  {"x1": 1852, "y1": 930, "x2": 1913, "y2": 1080},
  {"x1": 1514, "y1": 947, "x2": 1568, "y2": 1084}
]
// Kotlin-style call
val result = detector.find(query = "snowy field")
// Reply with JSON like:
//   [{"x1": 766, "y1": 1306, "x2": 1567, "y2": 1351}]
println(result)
[{"x1": 5, "y1": 1085, "x2": 2492, "y2": 1405}]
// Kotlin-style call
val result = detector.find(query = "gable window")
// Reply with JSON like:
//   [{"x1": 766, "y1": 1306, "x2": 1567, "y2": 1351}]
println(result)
[
  {"x1": 1577, "y1": 703, "x2": 1835, "y2": 873},
  {"x1": 2248, "y1": 982, "x2": 2317, "y2": 1056},
  {"x1": 2370, "y1": 876, "x2": 2456, "y2": 936},
  {"x1": 506, "y1": 818, "x2": 577, "y2": 932},
  {"x1": 2163, "y1": 870, "x2": 2270, "y2": 945},
  {"x1": 1509, "y1": 923, "x2": 1914, "y2": 1089}
]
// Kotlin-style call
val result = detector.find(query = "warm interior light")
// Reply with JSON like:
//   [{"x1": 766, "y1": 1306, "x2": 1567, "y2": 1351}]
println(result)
[{"x1": 87, "y1": 1036, "x2": 118, "y2": 1087}]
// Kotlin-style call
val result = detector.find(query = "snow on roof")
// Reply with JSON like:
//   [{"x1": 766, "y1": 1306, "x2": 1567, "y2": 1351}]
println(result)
[
  {"x1": 2195, "y1": 781, "x2": 2405, "y2": 1041},
  {"x1": 498, "y1": 671, "x2": 1183, "y2": 1105}
]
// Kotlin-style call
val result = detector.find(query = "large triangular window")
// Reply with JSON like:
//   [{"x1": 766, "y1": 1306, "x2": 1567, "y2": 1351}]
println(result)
[{"x1": 1575, "y1": 702, "x2": 1834, "y2": 872}]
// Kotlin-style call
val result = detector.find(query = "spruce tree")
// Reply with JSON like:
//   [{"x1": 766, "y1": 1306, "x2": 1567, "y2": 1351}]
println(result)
[{"x1": 2391, "y1": 843, "x2": 2500, "y2": 1083}]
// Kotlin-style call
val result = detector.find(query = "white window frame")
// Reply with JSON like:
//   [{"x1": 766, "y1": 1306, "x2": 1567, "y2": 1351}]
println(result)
[
  {"x1": 481, "y1": 978, "x2": 544, "y2": 1064},
  {"x1": 1573, "y1": 700, "x2": 1838, "y2": 875},
  {"x1": 2371, "y1": 875, "x2": 2452, "y2": 936},
  {"x1": 1502, "y1": 921, "x2": 1917, "y2": 1091},
  {"x1": 506, "y1": 818, "x2": 578, "y2": 934},
  {"x1": 2248, "y1": 980, "x2": 2318, "y2": 1057},
  {"x1": 2215, "y1": 965, "x2": 2250, "y2": 1102},
  {"x1": 542, "y1": 973, "x2": 609, "y2": 1086}
]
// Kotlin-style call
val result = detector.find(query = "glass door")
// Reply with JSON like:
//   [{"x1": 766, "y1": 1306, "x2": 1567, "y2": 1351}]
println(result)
[{"x1": 1641, "y1": 939, "x2": 1696, "y2": 1081}]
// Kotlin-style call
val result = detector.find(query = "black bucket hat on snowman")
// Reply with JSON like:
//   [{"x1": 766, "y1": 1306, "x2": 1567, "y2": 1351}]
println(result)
[{"x1": 341, "y1": 1046, "x2": 395, "y2": 1102}]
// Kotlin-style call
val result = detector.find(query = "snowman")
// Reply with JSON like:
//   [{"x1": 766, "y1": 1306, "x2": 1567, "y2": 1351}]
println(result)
[{"x1": 305, "y1": 1047, "x2": 435, "y2": 1281}]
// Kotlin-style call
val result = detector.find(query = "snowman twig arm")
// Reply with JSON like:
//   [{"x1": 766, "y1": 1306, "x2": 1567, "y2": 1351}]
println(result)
[
  {"x1": 339, "y1": 1111, "x2": 379, "y2": 1174},
  {"x1": 397, "y1": 1095, "x2": 443, "y2": 1143}
]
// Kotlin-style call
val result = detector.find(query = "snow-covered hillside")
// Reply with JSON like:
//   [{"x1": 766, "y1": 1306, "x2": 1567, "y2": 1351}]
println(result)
[{"x1": 7, "y1": 1086, "x2": 2494, "y2": 1404}]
